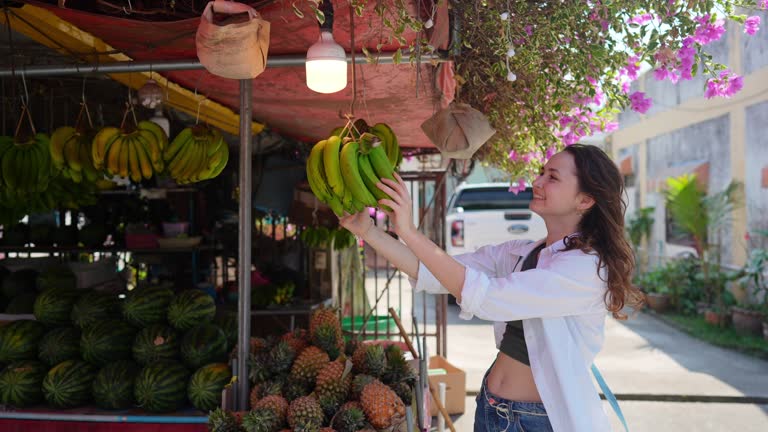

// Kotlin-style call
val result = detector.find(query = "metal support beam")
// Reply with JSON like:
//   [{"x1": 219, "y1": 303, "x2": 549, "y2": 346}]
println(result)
[
  {"x1": 235, "y1": 78, "x2": 253, "y2": 411},
  {"x1": 0, "y1": 53, "x2": 445, "y2": 77}
]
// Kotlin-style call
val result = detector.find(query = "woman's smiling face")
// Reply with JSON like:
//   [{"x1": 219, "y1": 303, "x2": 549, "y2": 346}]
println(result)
[{"x1": 529, "y1": 151, "x2": 592, "y2": 219}]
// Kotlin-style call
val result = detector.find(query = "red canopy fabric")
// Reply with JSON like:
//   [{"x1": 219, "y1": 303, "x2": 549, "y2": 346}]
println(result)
[{"x1": 28, "y1": 1, "x2": 453, "y2": 148}]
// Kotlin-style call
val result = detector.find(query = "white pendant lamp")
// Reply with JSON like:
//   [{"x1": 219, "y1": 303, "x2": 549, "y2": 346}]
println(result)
[{"x1": 305, "y1": 2, "x2": 347, "y2": 94}]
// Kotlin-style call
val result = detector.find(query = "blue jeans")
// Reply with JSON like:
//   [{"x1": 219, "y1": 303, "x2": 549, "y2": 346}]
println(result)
[{"x1": 474, "y1": 367, "x2": 553, "y2": 432}]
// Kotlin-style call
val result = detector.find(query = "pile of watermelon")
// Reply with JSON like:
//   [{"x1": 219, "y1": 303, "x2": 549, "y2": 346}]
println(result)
[{"x1": 0, "y1": 270, "x2": 231, "y2": 413}]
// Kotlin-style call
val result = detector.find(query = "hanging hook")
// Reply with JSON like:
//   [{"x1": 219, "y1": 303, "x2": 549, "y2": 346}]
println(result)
[
  {"x1": 20, "y1": 69, "x2": 30, "y2": 108},
  {"x1": 81, "y1": 75, "x2": 87, "y2": 104},
  {"x1": 347, "y1": 3, "x2": 357, "y2": 120}
]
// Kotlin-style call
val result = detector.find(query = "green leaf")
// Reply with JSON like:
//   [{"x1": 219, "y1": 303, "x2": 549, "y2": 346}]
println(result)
[
  {"x1": 393, "y1": 48, "x2": 402, "y2": 65},
  {"x1": 310, "y1": 5, "x2": 325, "y2": 25}
]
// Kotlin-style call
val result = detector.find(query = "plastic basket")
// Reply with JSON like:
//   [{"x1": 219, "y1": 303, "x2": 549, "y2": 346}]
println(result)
[
  {"x1": 341, "y1": 315, "x2": 398, "y2": 341},
  {"x1": 162, "y1": 222, "x2": 190, "y2": 238}
]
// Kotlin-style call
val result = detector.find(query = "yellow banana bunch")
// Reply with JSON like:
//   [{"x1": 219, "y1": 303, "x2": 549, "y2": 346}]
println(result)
[
  {"x1": 91, "y1": 121, "x2": 168, "y2": 182},
  {"x1": 0, "y1": 133, "x2": 54, "y2": 197},
  {"x1": 165, "y1": 125, "x2": 229, "y2": 184},
  {"x1": 50, "y1": 126, "x2": 100, "y2": 183},
  {"x1": 306, "y1": 123, "x2": 400, "y2": 215}
]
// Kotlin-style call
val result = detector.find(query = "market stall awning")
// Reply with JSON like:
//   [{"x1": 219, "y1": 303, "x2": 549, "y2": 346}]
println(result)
[{"x1": 3, "y1": 1, "x2": 453, "y2": 148}]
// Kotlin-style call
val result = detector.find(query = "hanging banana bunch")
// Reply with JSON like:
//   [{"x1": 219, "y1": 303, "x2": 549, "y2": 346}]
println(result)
[
  {"x1": 163, "y1": 125, "x2": 229, "y2": 184},
  {"x1": 49, "y1": 103, "x2": 100, "y2": 183},
  {"x1": 91, "y1": 102, "x2": 168, "y2": 182},
  {"x1": 0, "y1": 106, "x2": 54, "y2": 198},
  {"x1": 306, "y1": 119, "x2": 401, "y2": 216}
]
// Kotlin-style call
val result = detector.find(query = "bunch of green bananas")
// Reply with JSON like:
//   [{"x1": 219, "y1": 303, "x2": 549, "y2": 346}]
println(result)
[
  {"x1": 163, "y1": 125, "x2": 229, "y2": 184},
  {"x1": 50, "y1": 126, "x2": 100, "y2": 183},
  {"x1": 91, "y1": 120, "x2": 168, "y2": 182},
  {"x1": 331, "y1": 227, "x2": 357, "y2": 250},
  {"x1": 0, "y1": 133, "x2": 54, "y2": 197},
  {"x1": 306, "y1": 124, "x2": 400, "y2": 216},
  {"x1": 0, "y1": 172, "x2": 97, "y2": 227},
  {"x1": 330, "y1": 120, "x2": 403, "y2": 169}
]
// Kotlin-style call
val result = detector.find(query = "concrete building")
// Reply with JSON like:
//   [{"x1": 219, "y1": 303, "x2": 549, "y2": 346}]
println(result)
[{"x1": 609, "y1": 13, "x2": 768, "y2": 268}]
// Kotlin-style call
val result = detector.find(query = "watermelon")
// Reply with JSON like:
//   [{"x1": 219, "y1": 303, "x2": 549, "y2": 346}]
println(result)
[
  {"x1": 0, "y1": 319, "x2": 47, "y2": 363},
  {"x1": 5, "y1": 291, "x2": 36, "y2": 314},
  {"x1": 132, "y1": 325, "x2": 180, "y2": 365},
  {"x1": 38, "y1": 327, "x2": 81, "y2": 366},
  {"x1": 187, "y1": 363, "x2": 231, "y2": 411},
  {"x1": 42, "y1": 359, "x2": 96, "y2": 408},
  {"x1": 122, "y1": 286, "x2": 174, "y2": 327},
  {"x1": 92, "y1": 360, "x2": 139, "y2": 410},
  {"x1": 180, "y1": 324, "x2": 228, "y2": 369},
  {"x1": 71, "y1": 291, "x2": 121, "y2": 328},
  {"x1": 33, "y1": 287, "x2": 81, "y2": 326},
  {"x1": 134, "y1": 361, "x2": 190, "y2": 412},
  {"x1": 215, "y1": 311, "x2": 238, "y2": 352},
  {"x1": 2, "y1": 269, "x2": 38, "y2": 298},
  {"x1": 37, "y1": 265, "x2": 77, "y2": 292},
  {"x1": 167, "y1": 289, "x2": 216, "y2": 331},
  {"x1": 80, "y1": 320, "x2": 137, "y2": 366},
  {"x1": 0, "y1": 360, "x2": 48, "y2": 406}
]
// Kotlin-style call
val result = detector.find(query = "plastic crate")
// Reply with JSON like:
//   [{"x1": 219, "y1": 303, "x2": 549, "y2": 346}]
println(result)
[{"x1": 68, "y1": 258, "x2": 119, "y2": 289}]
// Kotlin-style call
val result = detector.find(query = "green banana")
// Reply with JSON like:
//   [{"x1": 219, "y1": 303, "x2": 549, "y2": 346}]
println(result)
[
  {"x1": 50, "y1": 126, "x2": 74, "y2": 169},
  {"x1": 164, "y1": 127, "x2": 193, "y2": 162},
  {"x1": 207, "y1": 142, "x2": 229, "y2": 180},
  {"x1": 322, "y1": 135, "x2": 345, "y2": 199},
  {"x1": 138, "y1": 120, "x2": 168, "y2": 151},
  {"x1": 306, "y1": 140, "x2": 332, "y2": 203},
  {"x1": 340, "y1": 140, "x2": 377, "y2": 207},
  {"x1": 358, "y1": 153, "x2": 391, "y2": 203},
  {"x1": 368, "y1": 140, "x2": 397, "y2": 183},
  {"x1": 92, "y1": 127, "x2": 120, "y2": 169}
]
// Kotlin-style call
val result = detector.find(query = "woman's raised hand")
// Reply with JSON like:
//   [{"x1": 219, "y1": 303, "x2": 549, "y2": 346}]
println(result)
[
  {"x1": 377, "y1": 173, "x2": 417, "y2": 239},
  {"x1": 338, "y1": 210, "x2": 374, "y2": 238}
]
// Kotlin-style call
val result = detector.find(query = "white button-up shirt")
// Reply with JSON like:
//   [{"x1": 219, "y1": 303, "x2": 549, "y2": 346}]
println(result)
[{"x1": 410, "y1": 237, "x2": 613, "y2": 432}]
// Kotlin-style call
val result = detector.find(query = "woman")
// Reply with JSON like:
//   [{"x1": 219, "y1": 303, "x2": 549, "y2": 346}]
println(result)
[{"x1": 340, "y1": 144, "x2": 643, "y2": 432}]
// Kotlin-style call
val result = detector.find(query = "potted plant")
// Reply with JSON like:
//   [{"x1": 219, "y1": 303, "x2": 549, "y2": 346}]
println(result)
[
  {"x1": 736, "y1": 243, "x2": 767, "y2": 337},
  {"x1": 636, "y1": 267, "x2": 671, "y2": 313}
]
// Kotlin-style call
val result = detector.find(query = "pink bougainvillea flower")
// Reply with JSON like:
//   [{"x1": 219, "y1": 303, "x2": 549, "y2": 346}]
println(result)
[
  {"x1": 509, "y1": 178, "x2": 527, "y2": 195},
  {"x1": 693, "y1": 14, "x2": 726, "y2": 45},
  {"x1": 745, "y1": 16, "x2": 761, "y2": 35},
  {"x1": 524, "y1": 25, "x2": 533, "y2": 36},
  {"x1": 545, "y1": 146, "x2": 557, "y2": 160},
  {"x1": 704, "y1": 70, "x2": 744, "y2": 99},
  {"x1": 629, "y1": 91, "x2": 652, "y2": 114},
  {"x1": 761, "y1": 0, "x2": 768, "y2": 9},
  {"x1": 508, "y1": 149, "x2": 518, "y2": 161},
  {"x1": 624, "y1": 56, "x2": 641, "y2": 80},
  {"x1": 628, "y1": 13, "x2": 655, "y2": 25},
  {"x1": 603, "y1": 121, "x2": 620, "y2": 133}
]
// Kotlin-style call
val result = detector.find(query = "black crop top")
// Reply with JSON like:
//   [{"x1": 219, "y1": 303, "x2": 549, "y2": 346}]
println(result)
[{"x1": 498, "y1": 242, "x2": 546, "y2": 366}]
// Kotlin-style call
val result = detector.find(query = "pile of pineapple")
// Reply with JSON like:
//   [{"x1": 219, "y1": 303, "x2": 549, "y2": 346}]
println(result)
[{"x1": 208, "y1": 306, "x2": 417, "y2": 432}]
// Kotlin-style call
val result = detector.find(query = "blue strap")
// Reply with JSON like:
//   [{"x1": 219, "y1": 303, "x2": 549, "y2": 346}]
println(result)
[{"x1": 591, "y1": 364, "x2": 629, "y2": 432}]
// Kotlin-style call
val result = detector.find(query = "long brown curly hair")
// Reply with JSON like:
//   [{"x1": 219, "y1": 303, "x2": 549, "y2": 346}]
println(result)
[{"x1": 562, "y1": 144, "x2": 644, "y2": 320}]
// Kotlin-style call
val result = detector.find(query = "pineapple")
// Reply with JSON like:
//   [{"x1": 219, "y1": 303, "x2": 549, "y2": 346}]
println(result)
[
  {"x1": 240, "y1": 408, "x2": 279, "y2": 432},
  {"x1": 281, "y1": 328, "x2": 309, "y2": 354},
  {"x1": 231, "y1": 337, "x2": 270, "y2": 360},
  {"x1": 254, "y1": 395, "x2": 289, "y2": 427},
  {"x1": 261, "y1": 379, "x2": 285, "y2": 397},
  {"x1": 249, "y1": 385, "x2": 262, "y2": 409},
  {"x1": 248, "y1": 351, "x2": 271, "y2": 384},
  {"x1": 208, "y1": 407, "x2": 242, "y2": 432},
  {"x1": 350, "y1": 374, "x2": 376, "y2": 400},
  {"x1": 287, "y1": 396, "x2": 324, "y2": 432},
  {"x1": 383, "y1": 345, "x2": 417, "y2": 386},
  {"x1": 352, "y1": 344, "x2": 386, "y2": 378},
  {"x1": 312, "y1": 323, "x2": 343, "y2": 360},
  {"x1": 315, "y1": 358, "x2": 352, "y2": 402},
  {"x1": 331, "y1": 402, "x2": 366, "y2": 432},
  {"x1": 268, "y1": 340, "x2": 296, "y2": 375},
  {"x1": 318, "y1": 392, "x2": 341, "y2": 425},
  {"x1": 390, "y1": 381, "x2": 414, "y2": 405},
  {"x1": 309, "y1": 306, "x2": 344, "y2": 359},
  {"x1": 290, "y1": 346, "x2": 330, "y2": 385},
  {"x1": 359, "y1": 379, "x2": 406, "y2": 430},
  {"x1": 283, "y1": 379, "x2": 311, "y2": 402}
]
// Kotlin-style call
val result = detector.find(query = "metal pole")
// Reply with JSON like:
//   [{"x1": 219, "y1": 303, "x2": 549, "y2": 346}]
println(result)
[
  {"x1": 235, "y1": 78, "x2": 253, "y2": 411},
  {"x1": 0, "y1": 53, "x2": 444, "y2": 77}
]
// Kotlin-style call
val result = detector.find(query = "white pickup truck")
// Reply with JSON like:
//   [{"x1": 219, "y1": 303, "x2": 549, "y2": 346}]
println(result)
[{"x1": 445, "y1": 182, "x2": 547, "y2": 256}]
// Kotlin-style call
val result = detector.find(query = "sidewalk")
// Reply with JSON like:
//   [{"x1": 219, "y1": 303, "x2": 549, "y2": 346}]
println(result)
[
  {"x1": 441, "y1": 305, "x2": 768, "y2": 432},
  {"x1": 360, "y1": 272, "x2": 768, "y2": 431}
]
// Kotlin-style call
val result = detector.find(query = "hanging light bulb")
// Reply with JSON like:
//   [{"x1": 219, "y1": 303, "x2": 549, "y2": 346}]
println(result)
[
  {"x1": 305, "y1": 1, "x2": 347, "y2": 94},
  {"x1": 138, "y1": 78, "x2": 164, "y2": 109}
]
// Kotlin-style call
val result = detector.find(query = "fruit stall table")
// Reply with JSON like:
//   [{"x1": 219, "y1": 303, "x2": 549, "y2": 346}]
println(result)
[{"x1": 0, "y1": 407, "x2": 207, "y2": 432}]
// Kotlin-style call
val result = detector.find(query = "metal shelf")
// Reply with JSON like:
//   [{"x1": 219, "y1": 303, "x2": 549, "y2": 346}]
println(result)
[{"x1": 0, "y1": 245, "x2": 222, "y2": 254}]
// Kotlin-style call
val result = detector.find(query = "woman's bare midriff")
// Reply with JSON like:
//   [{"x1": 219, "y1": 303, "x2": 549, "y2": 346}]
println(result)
[{"x1": 486, "y1": 351, "x2": 542, "y2": 402}]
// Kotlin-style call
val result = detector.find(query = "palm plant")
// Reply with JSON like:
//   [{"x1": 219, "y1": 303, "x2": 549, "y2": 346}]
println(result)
[
  {"x1": 626, "y1": 207, "x2": 655, "y2": 275},
  {"x1": 664, "y1": 174, "x2": 742, "y2": 311}
]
